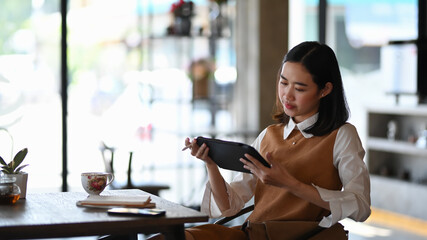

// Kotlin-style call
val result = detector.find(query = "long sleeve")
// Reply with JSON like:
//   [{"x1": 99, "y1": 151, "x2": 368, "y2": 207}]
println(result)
[
  {"x1": 200, "y1": 172, "x2": 257, "y2": 218},
  {"x1": 315, "y1": 124, "x2": 371, "y2": 227}
]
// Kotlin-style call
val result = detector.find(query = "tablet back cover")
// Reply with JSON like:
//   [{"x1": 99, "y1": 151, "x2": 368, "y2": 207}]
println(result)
[{"x1": 196, "y1": 137, "x2": 269, "y2": 173}]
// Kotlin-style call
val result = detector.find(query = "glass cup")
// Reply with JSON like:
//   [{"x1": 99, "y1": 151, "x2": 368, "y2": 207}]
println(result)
[
  {"x1": 0, "y1": 176, "x2": 21, "y2": 204},
  {"x1": 81, "y1": 172, "x2": 114, "y2": 195}
]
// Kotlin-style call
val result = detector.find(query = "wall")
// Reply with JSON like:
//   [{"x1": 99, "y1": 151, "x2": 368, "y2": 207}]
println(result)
[{"x1": 233, "y1": 0, "x2": 289, "y2": 134}]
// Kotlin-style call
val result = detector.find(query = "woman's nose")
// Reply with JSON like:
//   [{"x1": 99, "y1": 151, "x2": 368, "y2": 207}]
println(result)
[
  {"x1": 282, "y1": 94, "x2": 292, "y2": 104},
  {"x1": 283, "y1": 89, "x2": 293, "y2": 101}
]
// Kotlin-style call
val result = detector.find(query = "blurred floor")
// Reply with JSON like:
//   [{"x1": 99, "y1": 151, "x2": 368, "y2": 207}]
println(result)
[{"x1": 343, "y1": 207, "x2": 427, "y2": 240}]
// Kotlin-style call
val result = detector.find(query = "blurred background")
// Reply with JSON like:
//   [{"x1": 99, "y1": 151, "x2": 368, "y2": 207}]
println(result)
[{"x1": 0, "y1": 0, "x2": 425, "y2": 239}]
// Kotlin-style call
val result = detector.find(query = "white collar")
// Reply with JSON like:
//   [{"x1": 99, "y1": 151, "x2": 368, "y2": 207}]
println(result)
[{"x1": 283, "y1": 113, "x2": 318, "y2": 139}]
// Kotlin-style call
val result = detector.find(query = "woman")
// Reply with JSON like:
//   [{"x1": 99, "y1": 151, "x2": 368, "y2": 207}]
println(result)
[{"x1": 182, "y1": 41, "x2": 371, "y2": 239}]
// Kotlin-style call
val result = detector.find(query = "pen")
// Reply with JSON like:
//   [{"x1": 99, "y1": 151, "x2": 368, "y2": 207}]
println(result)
[{"x1": 182, "y1": 146, "x2": 190, "y2": 151}]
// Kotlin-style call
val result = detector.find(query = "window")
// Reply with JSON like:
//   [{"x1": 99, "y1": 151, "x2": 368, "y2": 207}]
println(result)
[
  {"x1": 289, "y1": 0, "x2": 418, "y2": 142},
  {"x1": 66, "y1": 0, "x2": 237, "y2": 203},
  {"x1": 0, "y1": 0, "x2": 62, "y2": 192}
]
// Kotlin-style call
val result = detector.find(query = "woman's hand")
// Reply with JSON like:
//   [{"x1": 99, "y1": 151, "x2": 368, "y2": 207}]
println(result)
[
  {"x1": 183, "y1": 137, "x2": 215, "y2": 166},
  {"x1": 240, "y1": 152, "x2": 298, "y2": 189},
  {"x1": 183, "y1": 137, "x2": 230, "y2": 211},
  {"x1": 241, "y1": 152, "x2": 330, "y2": 210}
]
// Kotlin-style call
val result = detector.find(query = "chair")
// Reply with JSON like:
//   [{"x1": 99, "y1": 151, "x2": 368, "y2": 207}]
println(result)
[
  {"x1": 215, "y1": 204, "x2": 349, "y2": 239},
  {"x1": 99, "y1": 142, "x2": 169, "y2": 196},
  {"x1": 214, "y1": 204, "x2": 254, "y2": 225}
]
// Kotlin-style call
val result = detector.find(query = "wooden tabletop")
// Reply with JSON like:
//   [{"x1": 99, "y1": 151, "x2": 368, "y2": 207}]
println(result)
[{"x1": 0, "y1": 189, "x2": 208, "y2": 239}]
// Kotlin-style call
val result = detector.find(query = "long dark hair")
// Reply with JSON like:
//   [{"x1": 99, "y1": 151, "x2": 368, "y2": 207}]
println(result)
[{"x1": 272, "y1": 41, "x2": 350, "y2": 136}]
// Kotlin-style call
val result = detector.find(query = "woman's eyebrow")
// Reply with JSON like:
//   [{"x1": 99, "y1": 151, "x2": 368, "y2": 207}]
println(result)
[
  {"x1": 295, "y1": 82, "x2": 308, "y2": 87},
  {"x1": 280, "y1": 74, "x2": 308, "y2": 87}
]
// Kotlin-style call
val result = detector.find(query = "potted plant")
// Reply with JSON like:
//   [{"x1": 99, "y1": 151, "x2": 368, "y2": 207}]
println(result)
[
  {"x1": 0, "y1": 128, "x2": 29, "y2": 198},
  {"x1": 189, "y1": 58, "x2": 213, "y2": 99}
]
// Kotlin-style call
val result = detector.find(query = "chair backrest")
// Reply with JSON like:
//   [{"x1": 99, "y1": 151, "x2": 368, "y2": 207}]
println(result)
[
  {"x1": 214, "y1": 204, "x2": 254, "y2": 225},
  {"x1": 98, "y1": 142, "x2": 169, "y2": 195},
  {"x1": 99, "y1": 141, "x2": 116, "y2": 175}
]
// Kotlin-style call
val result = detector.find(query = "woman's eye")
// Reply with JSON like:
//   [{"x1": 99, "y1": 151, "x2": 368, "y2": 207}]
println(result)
[
  {"x1": 280, "y1": 81, "x2": 287, "y2": 85},
  {"x1": 295, "y1": 88, "x2": 305, "y2": 92}
]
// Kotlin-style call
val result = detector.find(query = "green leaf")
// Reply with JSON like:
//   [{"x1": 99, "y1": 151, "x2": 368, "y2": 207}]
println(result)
[
  {"x1": 1, "y1": 166, "x2": 13, "y2": 174},
  {"x1": 12, "y1": 148, "x2": 28, "y2": 171},
  {"x1": 1, "y1": 165, "x2": 9, "y2": 170},
  {"x1": 15, "y1": 164, "x2": 29, "y2": 173},
  {"x1": 0, "y1": 155, "x2": 6, "y2": 166}
]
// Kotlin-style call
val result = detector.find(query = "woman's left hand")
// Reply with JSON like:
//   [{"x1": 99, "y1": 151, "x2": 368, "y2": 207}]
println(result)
[
  {"x1": 241, "y1": 152, "x2": 331, "y2": 210},
  {"x1": 240, "y1": 152, "x2": 297, "y2": 189}
]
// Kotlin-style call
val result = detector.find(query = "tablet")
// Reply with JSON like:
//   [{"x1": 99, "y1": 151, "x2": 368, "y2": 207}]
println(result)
[{"x1": 196, "y1": 136, "x2": 270, "y2": 173}]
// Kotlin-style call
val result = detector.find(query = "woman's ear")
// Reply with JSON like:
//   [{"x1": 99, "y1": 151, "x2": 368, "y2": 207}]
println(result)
[{"x1": 321, "y1": 82, "x2": 333, "y2": 97}]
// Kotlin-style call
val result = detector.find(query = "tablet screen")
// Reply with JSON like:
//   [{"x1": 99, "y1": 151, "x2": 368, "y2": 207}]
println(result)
[{"x1": 196, "y1": 136, "x2": 270, "y2": 173}]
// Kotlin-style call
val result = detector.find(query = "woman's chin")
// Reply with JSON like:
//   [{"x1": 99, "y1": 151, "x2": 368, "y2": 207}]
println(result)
[{"x1": 284, "y1": 109, "x2": 296, "y2": 117}]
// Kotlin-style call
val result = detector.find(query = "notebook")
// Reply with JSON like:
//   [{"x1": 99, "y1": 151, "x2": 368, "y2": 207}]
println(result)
[{"x1": 76, "y1": 194, "x2": 155, "y2": 208}]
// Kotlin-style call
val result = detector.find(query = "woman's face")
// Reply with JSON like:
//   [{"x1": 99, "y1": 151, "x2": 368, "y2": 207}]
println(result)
[{"x1": 278, "y1": 62, "x2": 323, "y2": 123}]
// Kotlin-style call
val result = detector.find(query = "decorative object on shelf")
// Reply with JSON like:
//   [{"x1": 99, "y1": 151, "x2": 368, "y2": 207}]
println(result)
[
  {"x1": 169, "y1": 0, "x2": 194, "y2": 36},
  {"x1": 416, "y1": 129, "x2": 427, "y2": 148},
  {"x1": 212, "y1": 0, "x2": 227, "y2": 4},
  {"x1": 378, "y1": 165, "x2": 391, "y2": 177},
  {"x1": 398, "y1": 169, "x2": 411, "y2": 181},
  {"x1": 0, "y1": 128, "x2": 29, "y2": 198},
  {"x1": 387, "y1": 120, "x2": 397, "y2": 140},
  {"x1": 209, "y1": 0, "x2": 228, "y2": 37},
  {"x1": 189, "y1": 58, "x2": 213, "y2": 99},
  {"x1": 407, "y1": 133, "x2": 417, "y2": 144}
]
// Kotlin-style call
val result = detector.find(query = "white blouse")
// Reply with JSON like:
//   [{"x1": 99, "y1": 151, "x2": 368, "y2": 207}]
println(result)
[{"x1": 200, "y1": 114, "x2": 371, "y2": 228}]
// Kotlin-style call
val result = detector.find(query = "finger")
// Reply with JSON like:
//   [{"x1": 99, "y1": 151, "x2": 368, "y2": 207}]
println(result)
[
  {"x1": 240, "y1": 157, "x2": 249, "y2": 165},
  {"x1": 195, "y1": 143, "x2": 207, "y2": 158},
  {"x1": 244, "y1": 154, "x2": 265, "y2": 169},
  {"x1": 196, "y1": 149, "x2": 207, "y2": 159},
  {"x1": 190, "y1": 141, "x2": 201, "y2": 155},
  {"x1": 201, "y1": 146, "x2": 210, "y2": 159},
  {"x1": 182, "y1": 138, "x2": 192, "y2": 151},
  {"x1": 240, "y1": 158, "x2": 256, "y2": 173},
  {"x1": 240, "y1": 157, "x2": 254, "y2": 167}
]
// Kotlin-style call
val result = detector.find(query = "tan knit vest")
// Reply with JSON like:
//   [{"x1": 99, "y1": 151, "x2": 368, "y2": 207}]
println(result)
[{"x1": 247, "y1": 124, "x2": 342, "y2": 223}]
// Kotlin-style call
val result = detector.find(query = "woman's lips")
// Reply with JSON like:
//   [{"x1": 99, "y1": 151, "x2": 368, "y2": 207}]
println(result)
[{"x1": 285, "y1": 103, "x2": 295, "y2": 110}]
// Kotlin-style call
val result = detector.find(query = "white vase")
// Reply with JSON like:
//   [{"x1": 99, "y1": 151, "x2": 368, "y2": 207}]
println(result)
[{"x1": 6, "y1": 173, "x2": 28, "y2": 199}]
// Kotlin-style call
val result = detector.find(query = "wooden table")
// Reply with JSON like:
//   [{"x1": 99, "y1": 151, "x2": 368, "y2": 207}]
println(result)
[{"x1": 0, "y1": 189, "x2": 208, "y2": 240}]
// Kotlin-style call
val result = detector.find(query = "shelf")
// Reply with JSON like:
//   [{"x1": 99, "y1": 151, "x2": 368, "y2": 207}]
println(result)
[
  {"x1": 148, "y1": 35, "x2": 231, "y2": 40},
  {"x1": 367, "y1": 137, "x2": 427, "y2": 157},
  {"x1": 369, "y1": 173, "x2": 427, "y2": 186},
  {"x1": 370, "y1": 175, "x2": 427, "y2": 220},
  {"x1": 367, "y1": 105, "x2": 427, "y2": 116},
  {"x1": 367, "y1": 107, "x2": 427, "y2": 220}
]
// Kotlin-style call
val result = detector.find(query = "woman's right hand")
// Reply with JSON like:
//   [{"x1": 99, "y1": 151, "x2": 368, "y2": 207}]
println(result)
[
  {"x1": 184, "y1": 137, "x2": 215, "y2": 166},
  {"x1": 184, "y1": 138, "x2": 230, "y2": 212}
]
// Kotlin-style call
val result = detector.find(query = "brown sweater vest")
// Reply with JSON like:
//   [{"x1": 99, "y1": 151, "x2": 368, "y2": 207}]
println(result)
[{"x1": 247, "y1": 124, "x2": 342, "y2": 223}]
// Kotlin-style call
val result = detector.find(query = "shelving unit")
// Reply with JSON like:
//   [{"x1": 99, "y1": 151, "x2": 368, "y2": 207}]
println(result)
[
  {"x1": 367, "y1": 106, "x2": 427, "y2": 220},
  {"x1": 121, "y1": 2, "x2": 239, "y2": 204}
]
